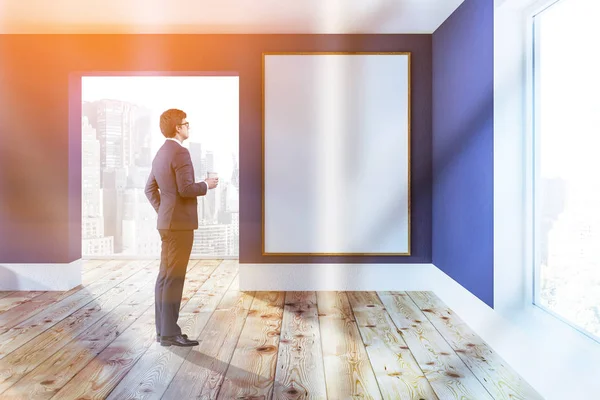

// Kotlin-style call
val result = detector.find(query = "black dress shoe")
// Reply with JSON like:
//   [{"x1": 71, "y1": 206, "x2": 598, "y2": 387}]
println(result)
[
  {"x1": 157, "y1": 333, "x2": 187, "y2": 342},
  {"x1": 160, "y1": 334, "x2": 199, "y2": 347}
]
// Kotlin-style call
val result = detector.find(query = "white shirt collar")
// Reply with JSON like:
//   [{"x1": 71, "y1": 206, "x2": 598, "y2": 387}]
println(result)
[{"x1": 166, "y1": 138, "x2": 183, "y2": 146}]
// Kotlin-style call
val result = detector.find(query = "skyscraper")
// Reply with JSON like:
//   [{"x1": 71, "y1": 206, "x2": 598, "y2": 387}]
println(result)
[
  {"x1": 81, "y1": 116, "x2": 114, "y2": 256},
  {"x1": 189, "y1": 142, "x2": 203, "y2": 180},
  {"x1": 81, "y1": 76, "x2": 239, "y2": 258}
]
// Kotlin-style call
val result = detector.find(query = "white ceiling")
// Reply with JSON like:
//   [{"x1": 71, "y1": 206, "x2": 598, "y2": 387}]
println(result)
[{"x1": 0, "y1": 0, "x2": 465, "y2": 34}]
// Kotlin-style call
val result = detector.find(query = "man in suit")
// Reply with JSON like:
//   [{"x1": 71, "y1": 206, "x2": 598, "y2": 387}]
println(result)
[{"x1": 145, "y1": 108, "x2": 218, "y2": 347}]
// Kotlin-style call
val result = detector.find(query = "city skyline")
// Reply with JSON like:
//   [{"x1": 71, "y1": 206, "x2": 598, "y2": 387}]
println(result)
[
  {"x1": 81, "y1": 76, "x2": 239, "y2": 258},
  {"x1": 82, "y1": 75, "x2": 239, "y2": 179}
]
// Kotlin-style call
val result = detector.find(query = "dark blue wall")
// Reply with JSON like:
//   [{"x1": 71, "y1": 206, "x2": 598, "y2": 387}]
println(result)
[
  {"x1": 432, "y1": 0, "x2": 494, "y2": 307},
  {"x1": 0, "y1": 34, "x2": 432, "y2": 264}
]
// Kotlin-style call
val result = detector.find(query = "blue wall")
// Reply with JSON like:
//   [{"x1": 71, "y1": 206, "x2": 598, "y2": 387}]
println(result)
[
  {"x1": 432, "y1": 0, "x2": 494, "y2": 307},
  {"x1": 0, "y1": 34, "x2": 432, "y2": 264}
]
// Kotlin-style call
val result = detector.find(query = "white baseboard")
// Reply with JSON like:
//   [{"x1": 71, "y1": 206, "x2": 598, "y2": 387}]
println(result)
[
  {"x1": 239, "y1": 263, "x2": 439, "y2": 291},
  {"x1": 0, "y1": 260, "x2": 82, "y2": 291}
]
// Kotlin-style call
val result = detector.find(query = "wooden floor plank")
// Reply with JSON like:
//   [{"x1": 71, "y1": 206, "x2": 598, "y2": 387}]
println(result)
[
  {"x1": 0, "y1": 260, "x2": 215, "y2": 334},
  {"x1": 0, "y1": 261, "x2": 136, "y2": 333},
  {"x1": 347, "y1": 291, "x2": 439, "y2": 400},
  {"x1": 161, "y1": 274, "x2": 255, "y2": 400},
  {"x1": 0, "y1": 260, "x2": 153, "y2": 361},
  {"x1": 217, "y1": 291, "x2": 285, "y2": 400},
  {"x1": 105, "y1": 260, "x2": 237, "y2": 400},
  {"x1": 378, "y1": 292, "x2": 494, "y2": 400},
  {"x1": 407, "y1": 291, "x2": 544, "y2": 400},
  {"x1": 81, "y1": 259, "x2": 140, "y2": 283},
  {"x1": 51, "y1": 307, "x2": 157, "y2": 400},
  {"x1": 0, "y1": 288, "x2": 82, "y2": 332},
  {"x1": 273, "y1": 291, "x2": 328, "y2": 400},
  {"x1": 0, "y1": 291, "x2": 46, "y2": 314},
  {"x1": 0, "y1": 261, "x2": 544, "y2": 400},
  {"x1": 2, "y1": 272, "x2": 157, "y2": 400},
  {"x1": 45, "y1": 260, "x2": 208, "y2": 400},
  {"x1": 0, "y1": 261, "x2": 158, "y2": 395},
  {"x1": 7, "y1": 259, "x2": 210, "y2": 397},
  {"x1": 178, "y1": 260, "x2": 241, "y2": 341},
  {"x1": 81, "y1": 259, "x2": 109, "y2": 274},
  {"x1": 317, "y1": 291, "x2": 382, "y2": 400},
  {"x1": 0, "y1": 292, "x2": 15, "y2": 300}
]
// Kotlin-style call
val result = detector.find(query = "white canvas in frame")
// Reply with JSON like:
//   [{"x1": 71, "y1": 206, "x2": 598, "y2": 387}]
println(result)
[{"x1": 263, "y1": 52, "x2": 411, "y2": 255}]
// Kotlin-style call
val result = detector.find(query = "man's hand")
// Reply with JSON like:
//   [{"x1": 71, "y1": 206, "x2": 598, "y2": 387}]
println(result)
[{"x1": 205, "y1": 177, "x2": 219, "y2": 189}]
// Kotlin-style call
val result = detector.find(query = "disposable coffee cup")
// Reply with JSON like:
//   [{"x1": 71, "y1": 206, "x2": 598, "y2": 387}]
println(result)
[{"x1": 207, "y1": 171, "x2": 218, "y2": 179}]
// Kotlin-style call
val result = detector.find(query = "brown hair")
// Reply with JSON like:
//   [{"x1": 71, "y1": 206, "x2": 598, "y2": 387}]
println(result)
[{"x1": 159, "y1": 108, "x2": 187, "y2": 138}]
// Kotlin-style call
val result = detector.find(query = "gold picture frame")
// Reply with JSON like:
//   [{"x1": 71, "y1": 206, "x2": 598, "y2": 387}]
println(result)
[{"x1": 261, "y1": 51, "x2": 412, "y2": 256}]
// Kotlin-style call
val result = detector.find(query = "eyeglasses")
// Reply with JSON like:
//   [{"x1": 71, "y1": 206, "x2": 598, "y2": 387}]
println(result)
[{"x1": 178, "y1": 122, "x2": 189, "y2": 128}]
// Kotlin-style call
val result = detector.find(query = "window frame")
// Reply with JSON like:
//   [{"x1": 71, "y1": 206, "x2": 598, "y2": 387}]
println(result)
[
  {"x1": 76, "y1": 72, "x2": 240, "y2": 260},
  {"x1": 527, "y1": 0, "x2": 600, "y2": 343}
]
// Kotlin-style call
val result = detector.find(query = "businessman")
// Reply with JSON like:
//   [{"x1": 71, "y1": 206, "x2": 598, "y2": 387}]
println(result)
[{"x1": 145, "y1": 108, "x2": 218, "y2": 347}]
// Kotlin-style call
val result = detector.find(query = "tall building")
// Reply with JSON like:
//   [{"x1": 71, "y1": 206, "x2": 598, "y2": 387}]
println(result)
[
  {"x1": 192, "y1": 224, "x2": 231, "y2": 255},
  {"x1": 204, "y1": 151, "x2": 217, "y2": 222},
  {"x1": 82, "y1": 99, "x2": 153, "y2": 255},
  {"x1": 122, "y1": 188, "x2": 160, "y2": 256},
  {"x1": 83, "y1": 100, "x2": 152, "y2": 183},
  {"x1": 102, "y1": 168, "x2": 126, "y2": 253},
  {"x1": 205, "y1": 151, "x2": 214, "y2": 176},
  {"x1": 133, "y1": 107, "x2": 152, "y2": 168},
  {"x1": 127, "y1": 165, "x2": 151, "y2": 190},
  {"x1": 82, "y1": 217, "x2": 114, "y2": 255},
  {"x1": 219, "y1": 183, "x2": 232, "y2": 225},
  {"x1": 189, "y1": 142, "x2": 203, "y2": 180},
  {"x1": 82, "y1": 97, "x2": 238, "y2": 258},
  {"x1": 97, "y1": 100, "x2": 126, "y2": 174},
  {"x1": 82, "y1": 117, "x2": 102, "y2": 217},
  {"x1": 231, "y1": 152, "x2": 239, "y2": 190},
  {"x1": 81, "y1": 117, "x2": 114, "y2": 256},
  {"x1": 231, "y1": 212, "x2": 239, "y2": 256},
  {"x1": 543, "y1": 176, "x2": 600, "y2": 338}
]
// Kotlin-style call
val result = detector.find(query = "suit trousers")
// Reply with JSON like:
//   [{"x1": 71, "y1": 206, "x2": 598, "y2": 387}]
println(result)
[{"x1": 156, "y1": 229, "x2": 194, "y2": 337}]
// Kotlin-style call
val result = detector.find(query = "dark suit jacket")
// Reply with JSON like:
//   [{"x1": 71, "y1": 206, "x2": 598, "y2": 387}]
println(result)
[{"x1": 145, "y1": 140, "x2": 207, "y2": 230}]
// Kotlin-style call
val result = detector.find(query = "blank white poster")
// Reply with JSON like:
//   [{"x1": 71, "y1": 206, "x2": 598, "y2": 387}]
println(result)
[{"x1": 263, "y1": 53, "x2": 410, "y2": 254}]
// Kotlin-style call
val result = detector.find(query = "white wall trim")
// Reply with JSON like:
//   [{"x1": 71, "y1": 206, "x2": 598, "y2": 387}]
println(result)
[
  {"x1": 493, "y1": 0, "x2": 533, "y2": 315},
  {"x1": 0, "y1": 260, "x2": 82, "y2": 291},
  {"x1": 239, "y1": 263, "x2": 438, "y2": 291}
]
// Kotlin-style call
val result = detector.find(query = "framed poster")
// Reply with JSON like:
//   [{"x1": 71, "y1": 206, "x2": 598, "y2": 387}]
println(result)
[{"x1": 262, "y1": 52, "x2": 411, "y2": 255}]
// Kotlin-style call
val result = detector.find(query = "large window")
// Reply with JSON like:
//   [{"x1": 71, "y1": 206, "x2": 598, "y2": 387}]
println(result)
[
  {"x1": 532, "y1": 0, "x2": 600, "y2": 341},
  {"x1": 81, "y1": 76, "x2": 239, "y2": 258}
]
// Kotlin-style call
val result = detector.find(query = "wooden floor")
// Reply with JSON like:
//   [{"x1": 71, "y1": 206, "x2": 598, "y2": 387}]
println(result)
[{"x1": 0, "y1": 260, "x2": 543, "y2": 400}]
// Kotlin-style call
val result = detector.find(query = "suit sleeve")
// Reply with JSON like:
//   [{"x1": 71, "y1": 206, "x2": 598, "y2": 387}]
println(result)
[
  {"x1": 144, "y1": 171, "x2": 161, "y2": 213},
  {"x1": 172, "y1": 147, "x2": 208, "y2": 198}
]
